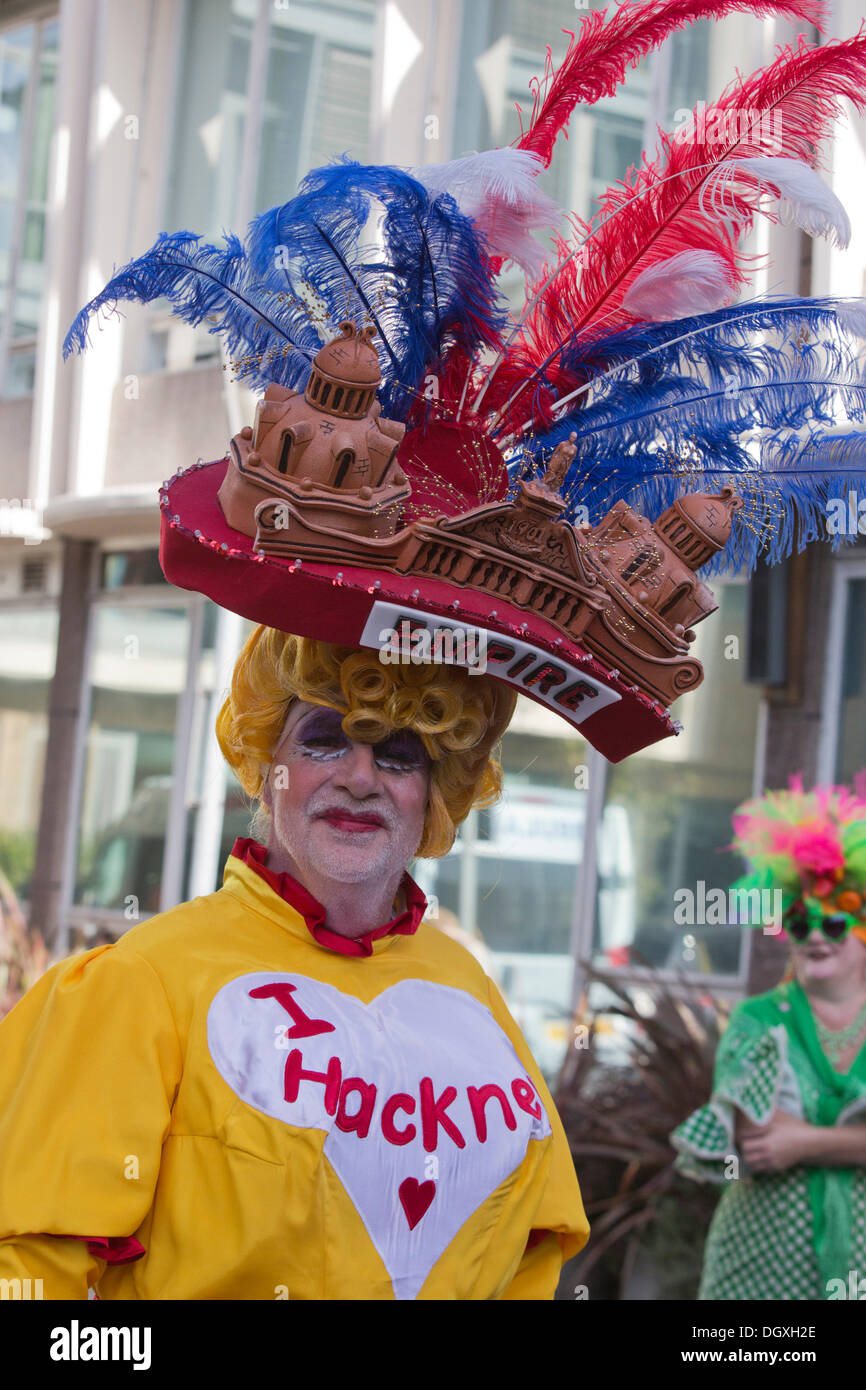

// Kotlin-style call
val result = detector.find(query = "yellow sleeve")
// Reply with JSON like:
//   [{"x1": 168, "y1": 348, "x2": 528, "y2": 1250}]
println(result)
[
  {"x1": 0, "y1": 943, "x2": 182, "y2": 1299},
  {"x1": 501, "y1": 1231, "x2": 570, "y2": 1300},
  {"x1": 0, "y1": 1233, "x2": 104, "y2": 1299},
  {"x1": 485, "y1": 977, "x2": 590, "y2": 1299}
]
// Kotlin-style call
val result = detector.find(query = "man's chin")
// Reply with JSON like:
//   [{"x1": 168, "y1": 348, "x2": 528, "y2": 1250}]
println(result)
[
  {"x1": 269, "y1": 814, "x2": 422, "y2": 894},
  {"x1": 307, "y1": 840, "x2": 402, "y2": 884},
  {"x1": 293, "y1": 825, "x2": 406, "y2": 886}
]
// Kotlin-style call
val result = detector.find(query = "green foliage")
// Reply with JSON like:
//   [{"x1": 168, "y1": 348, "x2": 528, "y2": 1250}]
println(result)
[
  {"x1": 842, "y1": 823, "x2": 866, "y2": 879},
  {"x1": 0, "y1": 829, "x2": 35, "y2": 896}
]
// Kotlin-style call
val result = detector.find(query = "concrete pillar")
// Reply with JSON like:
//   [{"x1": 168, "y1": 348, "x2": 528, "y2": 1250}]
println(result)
[{"x1": 28, "y1": 538, "x2": 94, "y2": 950}]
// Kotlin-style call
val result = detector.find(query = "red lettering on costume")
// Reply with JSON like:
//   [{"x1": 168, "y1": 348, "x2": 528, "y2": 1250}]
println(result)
[
  {"x1": 555, "y1": 679, "x2": 599, "y2": 712},
  {"x1": 392, "y1": 613, "x2": 429, "y2": 640},
  {"x1": 507, "y1": 654, "x2": 534, "y2": 679},
  {"x1": 249, "y1": 982, "x2": 335, "y2": 1039},
  {"x1": 419, "y1": 1077, "x2": 465, "y2": 1152},
  {"x1": 336, "y1": 1077, "x2": 378, "y2": 1138},
  {"x1": 486, "y1": 641, "x2": 516, "y2": 665},
  {"x1": 283, "y1": 1049, "x2": 342, "y2": 1115},
  {"x1": 511, "y1": 1077, "x2": 543, "y2": 1120},
  {"x1": 467, "y1": 1083, "x2": 517, "y2": 1142},
  {"x1": 521, "y1": 661, "x2": 567, "y2": 696},
  {"x1": 381, "y1": 1093, "x2": 416, "y2": 1146}
]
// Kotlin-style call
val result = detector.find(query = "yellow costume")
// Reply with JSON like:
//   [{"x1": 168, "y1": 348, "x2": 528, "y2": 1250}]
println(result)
[{"x1": 0, "y1": 844, "x2": 587, "y2": 1300}]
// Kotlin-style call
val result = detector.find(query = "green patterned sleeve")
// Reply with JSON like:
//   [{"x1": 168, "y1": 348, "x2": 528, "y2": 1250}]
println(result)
[{"x1": 670, "y1": 1005, "x2": 788, "y2": 1185}]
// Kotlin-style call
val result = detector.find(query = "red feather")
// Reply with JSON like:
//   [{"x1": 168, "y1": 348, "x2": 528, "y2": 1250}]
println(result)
[
  {"x1": 490, "y1": 28, "x2": 866, "y2": 433},
  {"x1": 515, "y1": 0, "x2": 826, "y2": 167}
]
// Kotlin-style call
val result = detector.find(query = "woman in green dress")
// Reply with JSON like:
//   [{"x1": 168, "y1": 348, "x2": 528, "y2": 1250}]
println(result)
[{"x1": 672, "y1": 778, "x2": 866, "y2": 1300}]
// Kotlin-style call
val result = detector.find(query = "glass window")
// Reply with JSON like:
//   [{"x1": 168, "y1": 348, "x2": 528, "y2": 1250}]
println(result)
[
  {"x1": 151, "y1": 0, "x2": 257, "y2": 370},
  {"x1": 416, "y1": 699, "x2": 589, "y2": 1082},
  {"x1": 834, "y1": 574, "x2": 866, "y2": 784},
  {"x1": 0, "y1": 26, "x2": 34, "y2": 325},
  {"x1": 163, "y1": 0, "x2": 256, "y2": 244},
  {"x1": 2, "y1": 344, "x2": 34, "y2": 394},
  {"x1": 73, "y1": 604, "x2": 193, "y2": 917},
  {"x1": 591, "y1": 579, "x2": 761, "y2": 979},
  {"x1": 100, "y1": 548, "x2": 165, "y2": 590},
  {"x1": 154, "y1": 0, "x2": 375, "y2": 372},
  {"x1": 452, "y1": 5, "x2": 744, "y2": 315},
  {"x1": 256, "y1": 1, "x2": 374, "y2": 211},
  {"x1": 666, "y1": 21, "x2": 711, "y2": 124},
  {"x1": 0, "y1": 604, "x2": 58, "y2": 900},
  {"x1": 0, "y1": 18, "x2": 59, "y2": 397},
  {"x1": 452, "y1": 2, "x2": 651, "y2": 314},
  {"x1": 181, "y1": 611, "x2": 257, "y2": 898},
  {"x1": 456, "y1": 0, "x2": 652, "y2": 211}
]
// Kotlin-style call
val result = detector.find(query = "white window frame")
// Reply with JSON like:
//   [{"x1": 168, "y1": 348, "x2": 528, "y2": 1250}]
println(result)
[{"x1": 817, "y1": 554, "x2": 866, "y2": 785}]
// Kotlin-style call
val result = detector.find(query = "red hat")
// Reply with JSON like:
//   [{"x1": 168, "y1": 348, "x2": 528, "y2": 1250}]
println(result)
[
  {"x1": 65, "y1": 4, "x2": 866, "y2": 761},
  {"x1": 159, "y1": 320, "x2": 743, "y2": 762}
]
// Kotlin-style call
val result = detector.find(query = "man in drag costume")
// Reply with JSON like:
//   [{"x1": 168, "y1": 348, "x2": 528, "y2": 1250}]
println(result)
[
  {"x1": 3, "y1": 0, "x2": 866, "y2": 1300},
  {"x1": 673, "y1": 780, "x2": 866, "y2": 1300}
]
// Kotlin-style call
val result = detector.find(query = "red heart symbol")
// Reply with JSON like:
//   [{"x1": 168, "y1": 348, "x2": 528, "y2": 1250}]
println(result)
[{"x1": 398, "y1": 1178, "x2": 436, "y2": 1230}]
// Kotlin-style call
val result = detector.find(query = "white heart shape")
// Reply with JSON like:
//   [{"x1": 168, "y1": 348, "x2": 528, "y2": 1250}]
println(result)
[{"x1": 207, "y1": 972, "x2": 551, "y2": 1299}]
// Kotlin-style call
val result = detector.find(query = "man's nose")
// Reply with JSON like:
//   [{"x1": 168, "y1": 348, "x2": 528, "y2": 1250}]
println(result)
[{"x1": 331, "y1": 740, "x2": 385, "y2": 796}]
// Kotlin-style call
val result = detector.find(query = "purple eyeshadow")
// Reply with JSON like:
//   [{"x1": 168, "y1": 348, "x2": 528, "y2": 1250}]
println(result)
[
  {"x1": 375, "y1": 731, "x2": 428, "y2": 770},
  {"x1": 296, "y1": 707, "x2": 347, "y2": 743},
  {"x1": 292, "y1": 707, "x2": 428, "y2": 772}
]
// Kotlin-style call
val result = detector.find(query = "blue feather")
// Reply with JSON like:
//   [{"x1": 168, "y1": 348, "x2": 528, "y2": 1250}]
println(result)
[
  {"x1": 62, "y1": 230, "x2": 319, "y2": 392},
  {"x1": 514, "y1": 296, "x2": 866, "y2": 570},
  {"x1": 246, "y1": 157, "x2": 508, "y2": 418}
]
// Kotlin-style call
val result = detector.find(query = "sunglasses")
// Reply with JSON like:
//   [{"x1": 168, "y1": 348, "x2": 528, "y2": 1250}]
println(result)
[{"x1": 784, "y1": 911, "x2": 853, "y2": 943}]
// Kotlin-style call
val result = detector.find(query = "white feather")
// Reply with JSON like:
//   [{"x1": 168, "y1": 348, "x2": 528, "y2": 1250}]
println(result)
[
  {"x1": 833, "y1": 299, "x2": 866, "y2": 339},
  {"x1": 409, "y1": 148, "x2": 562, "y2": 277},
  {"x1": 621, "y1": 250, "x2": 735, "y2": 321},
  {"x1": 701, "y1": 157, "x2": 851, "y2": 249}
]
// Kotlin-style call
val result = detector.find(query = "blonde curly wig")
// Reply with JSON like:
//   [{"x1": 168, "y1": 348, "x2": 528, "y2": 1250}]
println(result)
[{"x1": 215, "y1": 627, "x2": 518, "y2": 858}]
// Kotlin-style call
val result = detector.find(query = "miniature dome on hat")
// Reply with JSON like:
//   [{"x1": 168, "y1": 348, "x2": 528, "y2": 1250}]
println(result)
[{"x1": 304, "y1": 321, "x2": 381, "y2": 419}]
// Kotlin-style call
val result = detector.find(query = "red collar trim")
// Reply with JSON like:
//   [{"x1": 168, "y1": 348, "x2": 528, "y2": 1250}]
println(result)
[{"x1": 230, "y1": 837, "x2": 427, "y2": 957}]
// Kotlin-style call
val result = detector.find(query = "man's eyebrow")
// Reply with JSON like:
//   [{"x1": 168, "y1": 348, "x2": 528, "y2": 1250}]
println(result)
[
  {"x1": 291, "y1": 705, "x2": 342, "y2": 734},
  {"x1": 276, "y1": 704, "x2": 317, "y2": 744}
]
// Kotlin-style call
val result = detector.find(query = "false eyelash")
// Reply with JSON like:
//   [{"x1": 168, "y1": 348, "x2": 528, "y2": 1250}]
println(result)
[
  {"x1": 373, "y1": 754, "x2": 426, "y2": 773},
  {"x1": 296, "y1": 731, "x2": 349, "y2": 761}
]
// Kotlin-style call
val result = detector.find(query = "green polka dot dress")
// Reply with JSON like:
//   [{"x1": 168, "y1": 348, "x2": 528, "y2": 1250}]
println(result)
[{"x1": 672, "y1": 981, "x2": 866, "y2": 1300}]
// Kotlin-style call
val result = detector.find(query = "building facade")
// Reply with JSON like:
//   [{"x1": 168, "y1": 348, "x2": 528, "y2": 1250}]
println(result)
[{"x1": 1, "y1": 0, "x2": 864, "y2": 1078}]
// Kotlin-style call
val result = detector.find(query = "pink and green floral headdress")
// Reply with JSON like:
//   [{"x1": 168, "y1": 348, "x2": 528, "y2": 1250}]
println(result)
[{"x1": 731, "y1": 774, "x2": 866, "y2": 938}]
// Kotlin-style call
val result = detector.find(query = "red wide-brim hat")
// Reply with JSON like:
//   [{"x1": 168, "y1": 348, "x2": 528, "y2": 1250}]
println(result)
[
  {"x1": 160, "y1": 454, "x2": 678, "y2": 763},
  {"x1": 63, "y1": 19, "x2": 866, "y2": 773}
]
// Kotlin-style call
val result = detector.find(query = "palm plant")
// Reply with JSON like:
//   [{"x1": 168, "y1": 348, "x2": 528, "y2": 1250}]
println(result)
[{"x1": 554, "y1": 963, "x2": 729, "y2": 1299}]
